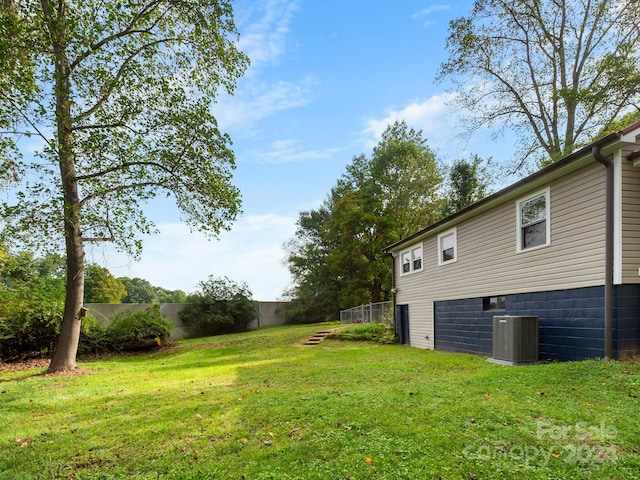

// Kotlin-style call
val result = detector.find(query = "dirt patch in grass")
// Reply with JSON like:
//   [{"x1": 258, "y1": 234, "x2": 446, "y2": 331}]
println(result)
[
  {"x1": 0, "y1": 358, "x2": 50, "y2": 374},
  {"x1": 0, "y1": 358, "x2": 91, "y2": 378}
]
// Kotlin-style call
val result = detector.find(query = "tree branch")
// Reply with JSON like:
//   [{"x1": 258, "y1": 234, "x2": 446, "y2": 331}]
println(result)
[
  {"x1": 69, "y1": 0, "x2": 165, "y2": 70},
  {"x1": 79, "y1": 180, "x2": 167, "y2": 207},
  {"x1": 0, "y1": 91, "x2": 54, "y2": 148},
  {"x1": 75, "y1": 159, "x2": 176, "y2": 181},
  {"x1": 72, "y1": 37, "x2": 175, "y2": 123},
  {"x1": 73, "y1": 121, "x2": 126, "y2": 131}
]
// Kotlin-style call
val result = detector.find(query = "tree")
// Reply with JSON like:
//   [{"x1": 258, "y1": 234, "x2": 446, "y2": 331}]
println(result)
[
  {"x1": 119, "y1": 276, "x2": 187, "y2": 303},
  {"x1": 156, "y1": 288, "x2": 187, "y2": 304},
  {"x1": 440, "y1": 155, "x2": 491, "y2": 218},
  {"x1": 282, "y1": 206, "x2": 341, "y2": 324},
  {"x1": 324, "y1": 122, "x2": 442, "y2": 307},
  {"x1": 284, "y1": 121, "x2": 443, "y2": 314},
  {"x1": 84, "y1": 264, "x2": 126, "y2": 303},
  {"x1": 438, "y1": 0, "x2": 640, "y2": 167},
  {"x1": 119, "y1": 277, "x2": 157, "y2": 303},
  {"x1": 594, "y1": 110, "x2": 640, "y2": 139},
  {"x1": 0, "y1": 0, "x2": 248, "y2": 372}
]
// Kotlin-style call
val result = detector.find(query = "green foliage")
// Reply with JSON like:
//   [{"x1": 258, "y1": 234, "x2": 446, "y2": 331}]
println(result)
[
  {"x1": 0, "y1": 0, "x2": 248, "y2": 256},
  {"x1": 285, "y1": 121, "x2": 443, "y2": 314},
  {"x1": 328, "y1": 323, "x2": 397, "y2": 344},
  {"x1": 119, "y1": 276, "x2": 188, "y2": 304},
  {"x1": 441, "y1": 155, "x2": 492, "y2": 217},
  {"x1": 438, "y1": 0, "x2": 640, "y2": 168},
  {"x1": 84, "y1": 264, "x2": 126, "y2": 304},
  {"x1": 593, "y1": 110, "x2": 640, "y2": 140},
  {"x1": 106, "y1": 304, "x2": 173, "y2": 344},
  {"x1": 156, "y1": 289, "x2": 187, "y2": 304},
  {"x1": 119, "y1": 277, "x2": 158, "y2": 303},
  {"x1": 180, "y1": 276, "x2": 257, "y2": 337},
  {"x1": 77, "y1": 315, "x2": 111, "y2": 356},
  {"x1": 0, "y1": 249, "x2": 65, "y2": 359}
]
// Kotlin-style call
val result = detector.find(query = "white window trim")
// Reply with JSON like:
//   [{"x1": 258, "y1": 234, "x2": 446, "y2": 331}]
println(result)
[
  {"x1": 437, "y1": 227, "x2": 457, "y2": 266},
  {"x1": 516, "y1": 187, "x2": 551, "y2": 253},
  {"x1": 399, "y1": 243, "x2": 423, "y2": 276}
]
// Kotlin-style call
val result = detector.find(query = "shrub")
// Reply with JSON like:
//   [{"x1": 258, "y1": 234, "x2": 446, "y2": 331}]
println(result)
[
  {"x1": 77, "y1": 315, "x2": 111, "y2": 356},
  {"x1": 180, "y1": 276, "x2": 257, "y2": 337},
  {"x1": 106, "y1": 304, "x2": 173, "y2": 344},
  {"x1": 0, "y1": 278, "x2": 64, "y2": 360},
  {"x1": 328, "y1": 323, "x2": 397, "y2": 344}
]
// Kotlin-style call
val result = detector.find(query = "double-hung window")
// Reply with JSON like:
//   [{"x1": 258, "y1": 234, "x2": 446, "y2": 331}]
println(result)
[
  {"x1": 438, "y1": 228, "x2": 457, "y2": 265},
  {"x1": 517, "y1": 188, "x2": 550, "y2": 252},
  {"x1": 400, "y1": 244, "x2": 423, "y2": 275}
]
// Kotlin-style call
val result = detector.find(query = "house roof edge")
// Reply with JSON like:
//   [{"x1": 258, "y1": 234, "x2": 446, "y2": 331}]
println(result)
[{"x1": 385, "y1": 124, "x2": 639, "y2": 253}]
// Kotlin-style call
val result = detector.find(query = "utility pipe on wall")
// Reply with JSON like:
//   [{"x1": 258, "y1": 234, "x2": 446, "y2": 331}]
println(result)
[{"x1": 592, "y1": 145, "x2": 614, "y2": 360}]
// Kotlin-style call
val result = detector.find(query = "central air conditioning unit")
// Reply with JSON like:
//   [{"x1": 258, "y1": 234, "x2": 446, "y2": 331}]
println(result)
[{"x1": 489, "y1": 315, "x2": 538, "y2": 365}]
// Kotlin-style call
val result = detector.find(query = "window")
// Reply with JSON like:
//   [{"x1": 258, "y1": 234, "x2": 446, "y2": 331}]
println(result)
[
  {"x1": 517, "y1": 188, "x2": 550, "y2": 252},
  {"x1": 438, "y1": 228, "x2": 457, "y2": 265},
  {"x1": 483, "y1": 295, "x2": 506, "y2": 311},
  {"x1": 412, "y1": 246, "x2": 422, "y2": 271},
  {"x1": 400, "y1": 244, "x2": 423, "y2": 275}
]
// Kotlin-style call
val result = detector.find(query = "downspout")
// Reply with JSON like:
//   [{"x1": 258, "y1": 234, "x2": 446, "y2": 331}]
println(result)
[
  {"x1": 389, "y1": 252, "x2": 397, "y2": 334},
  {"x1": 592, "y1": 145, "x2": 614, "y2": 360}
]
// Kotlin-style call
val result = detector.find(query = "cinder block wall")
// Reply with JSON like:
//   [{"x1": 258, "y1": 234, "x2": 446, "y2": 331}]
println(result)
[{"x1": 85, "y1": 302, "x2": 289, "y2": 339}]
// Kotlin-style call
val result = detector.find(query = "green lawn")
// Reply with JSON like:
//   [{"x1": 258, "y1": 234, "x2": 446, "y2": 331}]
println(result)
[{"x1": 1, "y1": 323, "x2": 639, "y2": 479}]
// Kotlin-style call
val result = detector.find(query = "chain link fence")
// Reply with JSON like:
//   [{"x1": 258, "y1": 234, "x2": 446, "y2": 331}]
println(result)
[{"x1": 340, "y1": 301, "x2": 392, "y2": 325}]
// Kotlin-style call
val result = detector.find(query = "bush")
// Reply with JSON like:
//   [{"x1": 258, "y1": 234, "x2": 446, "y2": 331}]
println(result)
[
  {"x1": 0, "y1": 279, "x2": 64, "y2": 360},
  {"x1": 106, "y1": 304, "x2": 173, "y2": 344},
  {"x1": 328, "y1": 323, "x2": 397, "y2": 344},
  {"x1": 77, "y1": 315, "x2": 111, "y2": 356},
  {"x1": 0, "y1": 312, "x2": 60, "y2": 360},
  {"x1": 180, "y1": 276, "x2": 257, "y2": 337}
]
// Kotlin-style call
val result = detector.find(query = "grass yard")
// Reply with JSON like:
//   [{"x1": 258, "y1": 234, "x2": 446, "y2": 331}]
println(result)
[{"x1": 1, "y1": 323, "x2": 639, "y2": 479}]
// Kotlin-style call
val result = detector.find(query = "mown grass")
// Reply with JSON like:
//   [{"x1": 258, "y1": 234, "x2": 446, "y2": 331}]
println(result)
[{"x1": 1, "y1": 322, "x2": 639, "y2": 479}]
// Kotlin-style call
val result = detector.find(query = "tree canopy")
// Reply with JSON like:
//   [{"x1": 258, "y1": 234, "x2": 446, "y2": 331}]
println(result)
[
  {"x1": 119, "y1": 276, "x2": 187, "y2": 303},
  {"x1": 284, "y1": 122, "x2": 445, "y2": 320},
  {"x1": 0, "y1": 0, "x2": 248, "y2": 372},
  {"x1": 438, "y1": 0, "x2": 640, "y2": 168},
  {"x1": 440, "y1": 156, "x2": 491, "y2": 218},
  {"x1": 83, "y1": 264, "x2": 126, "y2": 304}
]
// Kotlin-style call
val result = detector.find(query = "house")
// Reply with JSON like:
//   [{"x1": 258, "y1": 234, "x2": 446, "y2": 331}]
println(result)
[{"x1": 384, "y1": 122, "x2": 640, "y2": 361}]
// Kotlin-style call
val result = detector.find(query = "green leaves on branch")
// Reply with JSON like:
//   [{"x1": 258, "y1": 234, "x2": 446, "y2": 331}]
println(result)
[{"x1": 1, "y1": 0, "x2": 248, "y2": 255}]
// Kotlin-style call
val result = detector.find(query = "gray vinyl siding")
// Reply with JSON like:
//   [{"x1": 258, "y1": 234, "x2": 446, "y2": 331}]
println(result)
[
  {"x1": 393, "y1": 161, "x2": 607, "y2": 349},
  {"x1": 622, "y1": 157, "x2": 640, "y2": 283}
]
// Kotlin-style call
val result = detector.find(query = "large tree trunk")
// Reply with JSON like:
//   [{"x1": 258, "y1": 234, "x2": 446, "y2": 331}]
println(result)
[{"x1": 47, "y1": 2, "x2": 85, "y2": 373}]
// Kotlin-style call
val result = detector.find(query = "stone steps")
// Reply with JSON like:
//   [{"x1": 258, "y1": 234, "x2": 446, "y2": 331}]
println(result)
[{"x1": 303, "y1": 329, "x2": 334, "y2": 346}]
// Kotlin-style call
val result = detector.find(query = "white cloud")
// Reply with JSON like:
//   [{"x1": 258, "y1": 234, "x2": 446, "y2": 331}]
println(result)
[
  {"x1": 360, "y1": 92, "x2": 462, "y2": 151},
  {"x1": 92, "y1": 213, "x2": 298, "y2": 301},
  {"x1": 253, "y1": 138, "x2": 341, "y2": 164},
  {"x1": 236, "y1": 0, "x2": 300, "y2": 68},
  {"x1": 215, "y1": 76, "x2": 316, "y2": 129},
  {"x1": 412, "y1": 4, "x2": 450, "y2": 27}
]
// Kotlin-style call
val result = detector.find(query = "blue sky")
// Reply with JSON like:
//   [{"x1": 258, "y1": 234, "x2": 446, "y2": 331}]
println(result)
[{"x1": 96, "y1": 0, "x2": 518, "y2": 300}]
